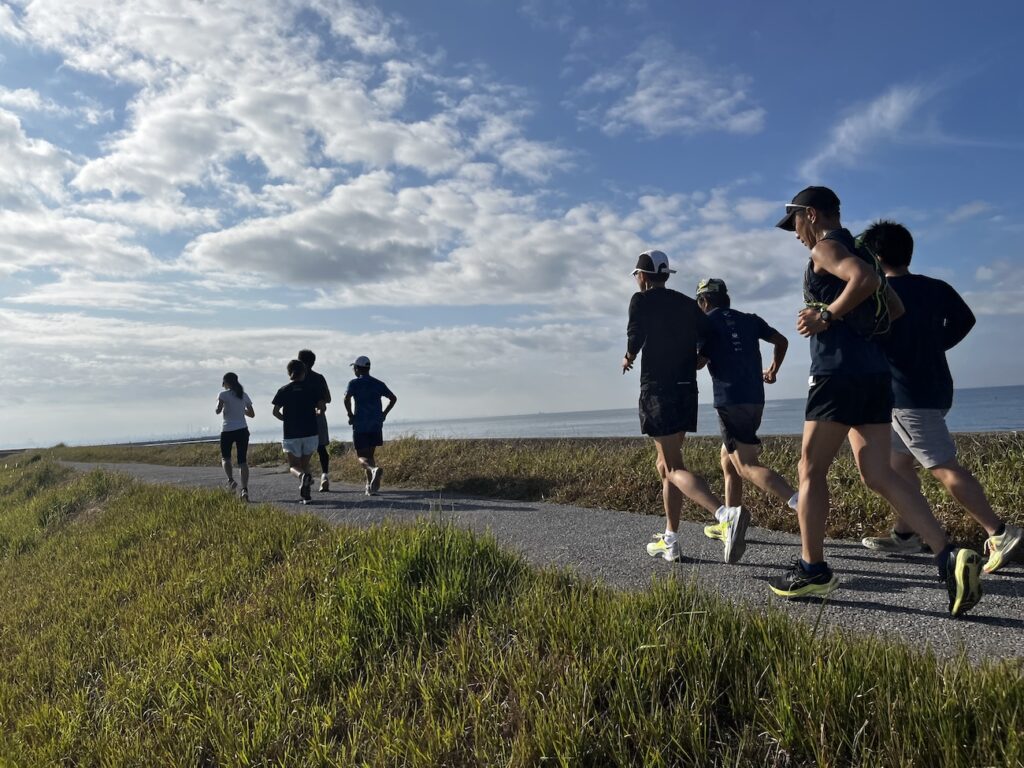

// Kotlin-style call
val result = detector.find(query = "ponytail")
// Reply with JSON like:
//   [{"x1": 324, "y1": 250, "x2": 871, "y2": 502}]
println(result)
[{"x1": 223, "y1": 372, "x2": 244, "y2": 400}]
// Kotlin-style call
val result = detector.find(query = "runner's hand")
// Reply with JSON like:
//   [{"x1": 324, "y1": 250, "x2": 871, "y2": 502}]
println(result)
[
  {"x1": 796, "y1": 308, "x2": 828, "y2": 337},
  {"x1": 763, "y1": 367, "x2": 777, "y2": 384},
  {"x1": 622, "y1": 355, "x2": 634, "y2": 374}
]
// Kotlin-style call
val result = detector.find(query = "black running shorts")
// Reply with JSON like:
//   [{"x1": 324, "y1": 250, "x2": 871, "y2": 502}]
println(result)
[
  {"x1": 716, "y1": 404, "x2": 764, "y2": 453},
  {"x1": 639, "y1": 382, "x2": 698, "y2": 437},
  {"x1": 805, "y1": 373, "x2": 893, "y2": 426},
  {"x1": 220, "y1": 428, "x2": 250, "y2": 464},
  {"x1": 353, "y1": 429, "x2": 384, "y2": 456}
]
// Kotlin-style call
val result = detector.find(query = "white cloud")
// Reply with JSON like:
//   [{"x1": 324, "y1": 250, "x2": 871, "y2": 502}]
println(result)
[
  {"x1": 0, "y1": 108, "x2": 77, "y2": 207},
  {"x1": 571, "y1": 38, "x2": 765, "y2": 138},
  {"x1": 800, "y1": 84, "x2": 929, "y2": 180},
  {"x1": 947, "y1": 200, "x2": 992, "y2": 224}
]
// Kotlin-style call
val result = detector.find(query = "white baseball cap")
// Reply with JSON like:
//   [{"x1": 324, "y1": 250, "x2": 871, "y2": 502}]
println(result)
[{"x1": 351, "y1": 355, "x2": 371, "y2": 368}]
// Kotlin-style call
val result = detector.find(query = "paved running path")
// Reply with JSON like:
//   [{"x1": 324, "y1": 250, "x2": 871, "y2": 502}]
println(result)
[{"x1": 66, "y1": 462, "x2": 1024, "y2": 664}]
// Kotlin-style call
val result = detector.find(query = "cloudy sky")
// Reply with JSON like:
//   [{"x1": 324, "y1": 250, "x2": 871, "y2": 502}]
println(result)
[{"x1": 1, "y1": 0, "x2": 1023, "y2": 447}]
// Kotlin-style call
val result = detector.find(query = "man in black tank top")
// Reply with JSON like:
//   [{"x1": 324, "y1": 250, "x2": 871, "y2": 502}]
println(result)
[
  {"x1": 771, "y1": 187, "x2": 983, "y2": 617},
  {"x1": 623, "y1": 250, "x2": 749, "y2": 566}
]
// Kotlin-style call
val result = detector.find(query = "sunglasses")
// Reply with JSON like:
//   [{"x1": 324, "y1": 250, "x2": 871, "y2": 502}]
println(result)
[{"x1": 785, "y1": 204, "x2": 810, "y2": 215}]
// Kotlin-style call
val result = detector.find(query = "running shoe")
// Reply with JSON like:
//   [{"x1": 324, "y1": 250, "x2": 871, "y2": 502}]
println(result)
[
  {"x1": 983, "y1": 523, "x2": 1024, "y2": 574},
  {"x1": 300, "y1": 472, "x2": 312, "y2": 501},
  {"x1": 319, "y1": 474, "x2": 330, "y2": 492},
  {"x1": 228, "y1": 479, "x2": 238, "y2": 492},
  {"x1": 704, "y1": 521, "x2": 726, "y2": 541},
  {"x1": 946, "y1": 548, "x2": 983, "y2": 617},
  {"x1": 240, "y1": 488, "x2": 249, "y2": 502},
  {"x1": 861, "y1": 529, "x2": 925, "y2": 554},
  {"x1": 722, "y1": 506, "x2": 750, "y2": 565},
  {"x1": 369, "y1": 466, "x2": 383, "y2": 494},
  {"x1": 646, "y1": 533, "x2": 680, "y2": 562},
  {"x1": 768, "y1": 560, "x2": 839, "y2": 598}
]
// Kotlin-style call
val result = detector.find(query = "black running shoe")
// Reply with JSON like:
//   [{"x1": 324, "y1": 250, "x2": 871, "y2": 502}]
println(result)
[
  {"x1": 768, "y1": 559, "x2": 839, "y2": 598},
  {"x1": 300, "y1": 472, "x2": 312, "y2": 501}
]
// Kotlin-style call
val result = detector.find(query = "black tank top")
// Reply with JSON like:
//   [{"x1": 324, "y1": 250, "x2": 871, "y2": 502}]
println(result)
[{"x1": 803, "y1": 229, "x2": 889, "y2": 376}]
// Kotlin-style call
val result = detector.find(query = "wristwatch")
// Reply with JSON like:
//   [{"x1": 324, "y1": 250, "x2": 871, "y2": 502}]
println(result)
[{"x1": 818, "y1": 308, "x2": 833, "y2": 324}]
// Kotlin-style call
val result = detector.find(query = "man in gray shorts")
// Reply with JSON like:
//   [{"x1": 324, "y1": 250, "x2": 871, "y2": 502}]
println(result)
[{"x1": 860, "y1": 221, "x2": 1023, "y2": 573}]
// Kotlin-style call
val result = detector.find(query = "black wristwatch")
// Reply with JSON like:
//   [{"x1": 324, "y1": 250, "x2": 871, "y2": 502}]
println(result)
[{"x1": 818, "y1": 308, "x2": 833, "y2": 324}]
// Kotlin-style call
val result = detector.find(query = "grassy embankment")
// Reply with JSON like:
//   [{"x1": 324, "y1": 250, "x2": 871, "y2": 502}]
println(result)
[
  {"x1": 0, "y1": 458, "x2": 1020, "y2": 765},
  {"x1": 48, "y1": 432, "x2": 1024, "y2": 547}
]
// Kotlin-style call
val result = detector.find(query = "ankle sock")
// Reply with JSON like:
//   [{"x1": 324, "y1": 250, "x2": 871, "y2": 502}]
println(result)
[
  {"x1": 993, "y1": 523, "x2": 1006, "y2": 537},
  {"x1": 799, "y1": 558, "x2": 829, "y2": 575},
  {"x1": 787, "y1": 492, "x2": 799, "y2": 510},
  {"x1": 663, "y1": 530, "x2": 677, "y2": 545},
  {"x1": 714, "y1": 505, "x2": 728, "y2": 523},
  {"x1": 894, "y1": 530, "x2": 915, "y2": 541},
  {"x1": 935, "y1": 544, "x2": 956, "y2": 580}
]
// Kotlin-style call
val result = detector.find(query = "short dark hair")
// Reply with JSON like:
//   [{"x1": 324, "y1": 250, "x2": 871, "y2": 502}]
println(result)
[
  {"x1": 862, "y1": 220, "x2": 913, "y2": 268},
  {"x1": 647, "y1": 272, "x2": 669, "y2": 284},
  {"x1": 297, "y1": 349, "x2": 316, "y2": 367},
  {"x1": 287, "y1": 359, "x2": 307, "y2": 378},
  {"x1": 698, "y1": 291, "x2": 730, "y2": 309}
]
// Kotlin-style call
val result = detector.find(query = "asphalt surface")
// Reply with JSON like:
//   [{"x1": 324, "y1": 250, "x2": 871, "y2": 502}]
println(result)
[{"x1": 65, "y1": 462, "x2": 1024, "y2": 664}]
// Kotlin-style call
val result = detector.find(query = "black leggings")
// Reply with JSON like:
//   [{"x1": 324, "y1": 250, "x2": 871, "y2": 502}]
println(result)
[{"x1": 220, "y1": 428, "x2": 250, "y2": 464}]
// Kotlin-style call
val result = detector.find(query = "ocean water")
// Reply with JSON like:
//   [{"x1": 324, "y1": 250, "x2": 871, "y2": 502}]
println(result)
[{"x1": 373, "y1": 385, "x2": 1024, "y2": 441}]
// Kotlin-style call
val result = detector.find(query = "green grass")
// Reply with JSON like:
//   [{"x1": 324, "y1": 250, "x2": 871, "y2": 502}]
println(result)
[
  {"x1": 0, "y1": 460, "x2": 1021, "y2": 766},
  {"x1": 45, "y1": 432, "x2": 1024, "y2": 548}
]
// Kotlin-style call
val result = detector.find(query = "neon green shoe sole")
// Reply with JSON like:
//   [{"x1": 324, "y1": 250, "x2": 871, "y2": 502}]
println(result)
[{"x1": 704, "y1": 522, "x2": 726, "y2": 541}]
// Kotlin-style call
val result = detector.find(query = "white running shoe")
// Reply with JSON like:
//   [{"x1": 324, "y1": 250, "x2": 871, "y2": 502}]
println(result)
[
  {"x1": 861, "y1": 530, "x2": 925, "y2": 554},
  {"x1": 299, "y1": 472, "x2": 312, "y2": 501},
  {"x1": 369, "y1": 466, "x2": 383, "y2": 493},
  {"x1": 319, "y1": 474, "x2": 330, "y2": 492},
  {"x1": 646, "y1": 533, "x2": 680, "y2": 562},
  {"x1": 722, "y1": 506, "x2": 750, "y2": 565}
]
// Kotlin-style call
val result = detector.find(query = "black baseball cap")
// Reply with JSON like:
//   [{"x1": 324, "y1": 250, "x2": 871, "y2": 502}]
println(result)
[
  {"x1": 775, "y1": 186, "x2": 841, "y2": 231},
  {"x1": 632, "y1": 249, "x2": 677, "y2": 276}
]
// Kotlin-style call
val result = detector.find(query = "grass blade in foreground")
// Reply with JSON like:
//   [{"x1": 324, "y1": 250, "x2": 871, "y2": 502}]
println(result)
[{"x1": 0, "y1": 461, "x2": 1020, "y2": 765}]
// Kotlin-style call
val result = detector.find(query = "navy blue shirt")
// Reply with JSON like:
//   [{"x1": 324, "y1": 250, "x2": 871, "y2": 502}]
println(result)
[
  {"x1": 803, "y1": 229, "x2": 890, "y2": 376},
  {"x1": 626, "y1": 287, "x2": 709, "y2": 389},
  {"x1": 345, "y1": 375, "x2": 395, "y2": 432},
  {"x1": 699, "y1": 308, "x2": 778, "y2": 407},
  {"x1": 272, "y1": 380, "x2": 321, "y2": 439},
  {"x1": 882, "y1": 273, "x2": 975, "y2": 409}
]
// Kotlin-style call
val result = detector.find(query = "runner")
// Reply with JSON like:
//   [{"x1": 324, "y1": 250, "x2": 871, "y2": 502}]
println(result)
[
  {"x1": 344, "y1": 356, "x2": 397, "y2": 496},
  {"x1": 215, "y1": 372, "x2": 254, "y2": 501},
  {"x1": 623, "y1": 250, "x2": 748, "y2": 565},
  {"x1": 773, "y1": 186, "x2": 983, "y2": 616},
  {"x1": 271, "y1": 359, "x2": 326, "y2": 504},
  {"x1": 859, "y1": 220, "x2": 1023, "y2": 572},
  {"x1": 297, "y1": 349, "x2": 333, "y2": 492},
  {"x1": 694, "y1": 278, "x2": 799, "y2": 544}
]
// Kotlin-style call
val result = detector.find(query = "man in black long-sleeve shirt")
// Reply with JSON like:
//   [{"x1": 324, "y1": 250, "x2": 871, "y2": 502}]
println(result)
[
  {"x1": 622, "y1": 249, "x2": 746, "y2": 565},
  {"x1": 860, "y1": 221, "x2": 1022, "y2": 573}
]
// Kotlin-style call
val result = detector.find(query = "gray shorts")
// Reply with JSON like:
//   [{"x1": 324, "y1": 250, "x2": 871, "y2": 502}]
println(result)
[
  {"x1": 316, "y1": 413, "x2": 330, "y2": 447},
  {"x1": 891, "y1": 408, "x2": 956, "y2": 469}
]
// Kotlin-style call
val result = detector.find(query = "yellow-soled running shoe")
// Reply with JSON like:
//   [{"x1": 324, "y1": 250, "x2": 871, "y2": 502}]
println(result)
[{"x1": 646, "y1": 533, "x2": 680, "y2": 562}]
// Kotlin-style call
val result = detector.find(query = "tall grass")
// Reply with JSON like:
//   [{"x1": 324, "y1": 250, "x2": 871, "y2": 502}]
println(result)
[
  {"x1": 46, "y1": 432, "x2": 1024, "y2": 547},
  {"x1": 0, "y1": 461, "x2": 1020, "y2": 765}
]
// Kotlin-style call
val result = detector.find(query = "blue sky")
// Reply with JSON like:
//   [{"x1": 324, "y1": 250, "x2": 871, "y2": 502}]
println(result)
[{"x1": 1, "y1": 0, "x2": 1023, "y2": 447}]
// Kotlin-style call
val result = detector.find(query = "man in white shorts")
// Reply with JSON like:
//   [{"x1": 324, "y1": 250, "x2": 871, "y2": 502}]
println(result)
[
  {"x1": 859, "y1": 221, "x2": 1022, "y2": 573},
  {"x1": 271, "y1": 359, "x2": 326, "y2": 503}
]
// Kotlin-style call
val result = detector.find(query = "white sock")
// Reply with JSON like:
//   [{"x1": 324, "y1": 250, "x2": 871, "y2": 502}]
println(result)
[
  {"x1": 663, "y1": 530, "x2": 677, "y2": 544},
  {"x1": 788, "y1": 492, "x2": 799, "y2": 510},
  {"x1": 715, "y1": 505, "x2": 729, "y2": 523}
]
